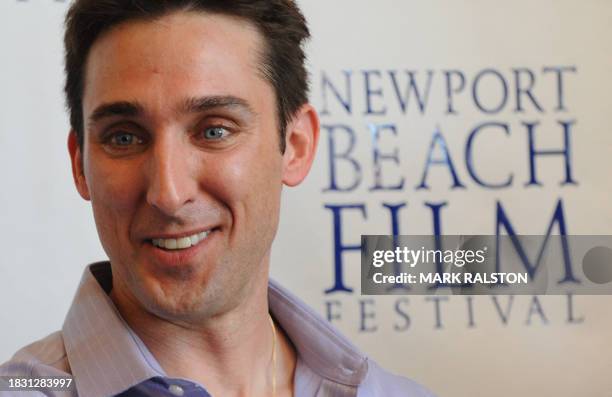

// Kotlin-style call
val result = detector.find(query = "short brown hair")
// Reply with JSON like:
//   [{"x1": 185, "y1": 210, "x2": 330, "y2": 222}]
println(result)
[{"x1": 64, "y1": 0, "x2": 311, "y2": 152}]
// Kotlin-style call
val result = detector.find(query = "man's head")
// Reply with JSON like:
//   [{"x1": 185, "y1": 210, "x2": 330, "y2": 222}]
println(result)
[
  {"x1": 65, "y1": 0, "x2": 319, "y2": 324},
  {"x1": 64, "y1": 0, "x2": 311, "y2": 153}
]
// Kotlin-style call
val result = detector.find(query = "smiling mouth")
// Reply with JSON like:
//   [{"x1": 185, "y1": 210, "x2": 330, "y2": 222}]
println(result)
[{"x1": 149, "y1": 228, "x2": 217, "y2": 250}]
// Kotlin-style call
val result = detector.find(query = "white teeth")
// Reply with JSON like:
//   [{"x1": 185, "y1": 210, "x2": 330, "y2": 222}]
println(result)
[
  {"x1": 151, "y1": 230, "x2": 211, "y2": 250},
  {"x1": 177, "y1": 237, "x2": 191, "y2": 249}
]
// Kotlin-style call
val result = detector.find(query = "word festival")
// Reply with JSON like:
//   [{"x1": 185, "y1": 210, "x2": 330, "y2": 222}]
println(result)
[
  {"x1": 323, "y1": 294, "x2": 584, "y2": 332},
  {"x1": 316, "y1": 65, "x2": 584, "y2": 331}
]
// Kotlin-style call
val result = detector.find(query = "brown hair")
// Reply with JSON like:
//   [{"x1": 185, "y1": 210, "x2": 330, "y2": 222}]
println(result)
[{"x1": 64, "y1": 0, "x2": 311, "y2": 152}]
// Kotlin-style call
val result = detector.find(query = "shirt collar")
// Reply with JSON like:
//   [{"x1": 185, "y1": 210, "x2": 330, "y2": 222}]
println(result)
[
  {"x1": 62, "y1": 262, "x2": 368, "y2": 397},
  {"x1": 268, "y1": 282, "x2": 369, "y2": 387},
  {"x1": 62, "y1": 262, "x2": 165, "y2": 397}
]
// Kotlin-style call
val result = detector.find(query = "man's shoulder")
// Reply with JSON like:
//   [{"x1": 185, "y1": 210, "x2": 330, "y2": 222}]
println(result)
[
  {"x1": 0, "y1": 330, "x2": 70, "y2": 376},
  {"x1": 359, "y1": 360, "x2": 436, "y2": 397}
]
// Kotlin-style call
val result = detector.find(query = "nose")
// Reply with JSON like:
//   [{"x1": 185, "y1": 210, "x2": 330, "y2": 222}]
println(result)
[{"x1": 145, "y1": 134, "x2": 196, "y2": 216}]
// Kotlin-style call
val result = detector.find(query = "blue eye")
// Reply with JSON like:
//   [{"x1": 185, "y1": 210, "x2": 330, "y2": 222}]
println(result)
[
  {"x1": 111, "y1": 132, "x2": 141, "y2": 146},
  {"x1": 202, "y1": 127, "x2": 229, "y2": 140}
]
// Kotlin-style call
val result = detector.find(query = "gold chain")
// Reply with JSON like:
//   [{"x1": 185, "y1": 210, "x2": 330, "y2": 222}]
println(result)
[{"x1": 269, "y1": 314, "x2": 277, "y2": 397}]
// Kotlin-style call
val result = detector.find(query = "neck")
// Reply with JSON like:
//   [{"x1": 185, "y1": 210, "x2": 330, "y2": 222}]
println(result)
[{"x1": 110, "y1": 266, "x2": 296, "y2": 397}]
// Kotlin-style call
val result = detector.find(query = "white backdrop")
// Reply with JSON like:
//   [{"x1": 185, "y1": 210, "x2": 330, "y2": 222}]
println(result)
[{"x1": 1, "y1": 1, "x2": 611, "y2": 396}]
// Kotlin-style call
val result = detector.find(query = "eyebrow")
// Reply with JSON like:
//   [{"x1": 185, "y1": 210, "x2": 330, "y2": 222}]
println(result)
[
  {"x1": 87, "y1": 95, "x2": 255, "y2": 128},
  {"x1": 180, "y1": 95, "x2": 255, "y2": 116},
  {"x1": 88, "y1": 101, "x2": 144, "y2": 127}
]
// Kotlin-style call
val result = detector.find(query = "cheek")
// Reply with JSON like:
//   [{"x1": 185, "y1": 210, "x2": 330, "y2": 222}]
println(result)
[
  {"x1": 85, "y1": 154, "x2": 145, "y2": 210},
  {"x1": 85, "y1": 156, "x2": 145, "y2": 243},
  {"x1": 202, "y1": 142, "x2": 283, "y2": 221}
]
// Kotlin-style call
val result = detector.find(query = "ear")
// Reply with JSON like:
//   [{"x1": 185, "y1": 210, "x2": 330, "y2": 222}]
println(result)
[
  {"x1": 67, "y1": 130, "x2": 91, "y2": 201},
  {"x1": 282, "y1": 104, "x2": 320, "y2": 186}
]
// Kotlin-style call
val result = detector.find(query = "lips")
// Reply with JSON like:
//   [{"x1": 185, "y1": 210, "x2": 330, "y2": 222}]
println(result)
[
  {"x1": 142, "y1": 227, "x2": 220, "y2": 268},
  {"x1": 144, "y1": 226, "x2": 220, "y2": 251},
  {"x1": 151, "y1": 230, "x2": 211, "y2": 250}
]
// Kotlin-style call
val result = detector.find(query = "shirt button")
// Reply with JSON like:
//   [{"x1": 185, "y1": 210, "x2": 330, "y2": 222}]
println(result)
[{"x1": 168, "y1": 384, "x2": 185, "y2": 396}]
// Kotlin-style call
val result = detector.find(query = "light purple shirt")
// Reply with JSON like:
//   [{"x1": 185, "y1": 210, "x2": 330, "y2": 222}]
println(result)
[{"x1": 0, "y1": 262, "x2": 434, "y2": 397}]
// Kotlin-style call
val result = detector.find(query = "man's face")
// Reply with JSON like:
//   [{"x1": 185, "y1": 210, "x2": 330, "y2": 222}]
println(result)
[{"x1": 71, "y1": 11, "x2": 292, "y2": 321}]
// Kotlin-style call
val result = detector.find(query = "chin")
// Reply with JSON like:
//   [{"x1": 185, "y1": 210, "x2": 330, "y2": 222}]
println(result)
[{"x1": 139, "y1": 277, "x2": 225, "y2": 322}]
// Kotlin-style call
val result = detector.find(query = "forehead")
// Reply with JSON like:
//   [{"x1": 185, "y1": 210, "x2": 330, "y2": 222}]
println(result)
[{"x1": 82, "y1": 11, "x2": 269, "y2": 120}]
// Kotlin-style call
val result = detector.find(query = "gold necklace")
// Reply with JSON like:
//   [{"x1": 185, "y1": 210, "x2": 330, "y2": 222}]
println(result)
[{"x1": 268, "y1": 315, "x2": 277, "y2": 397}]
